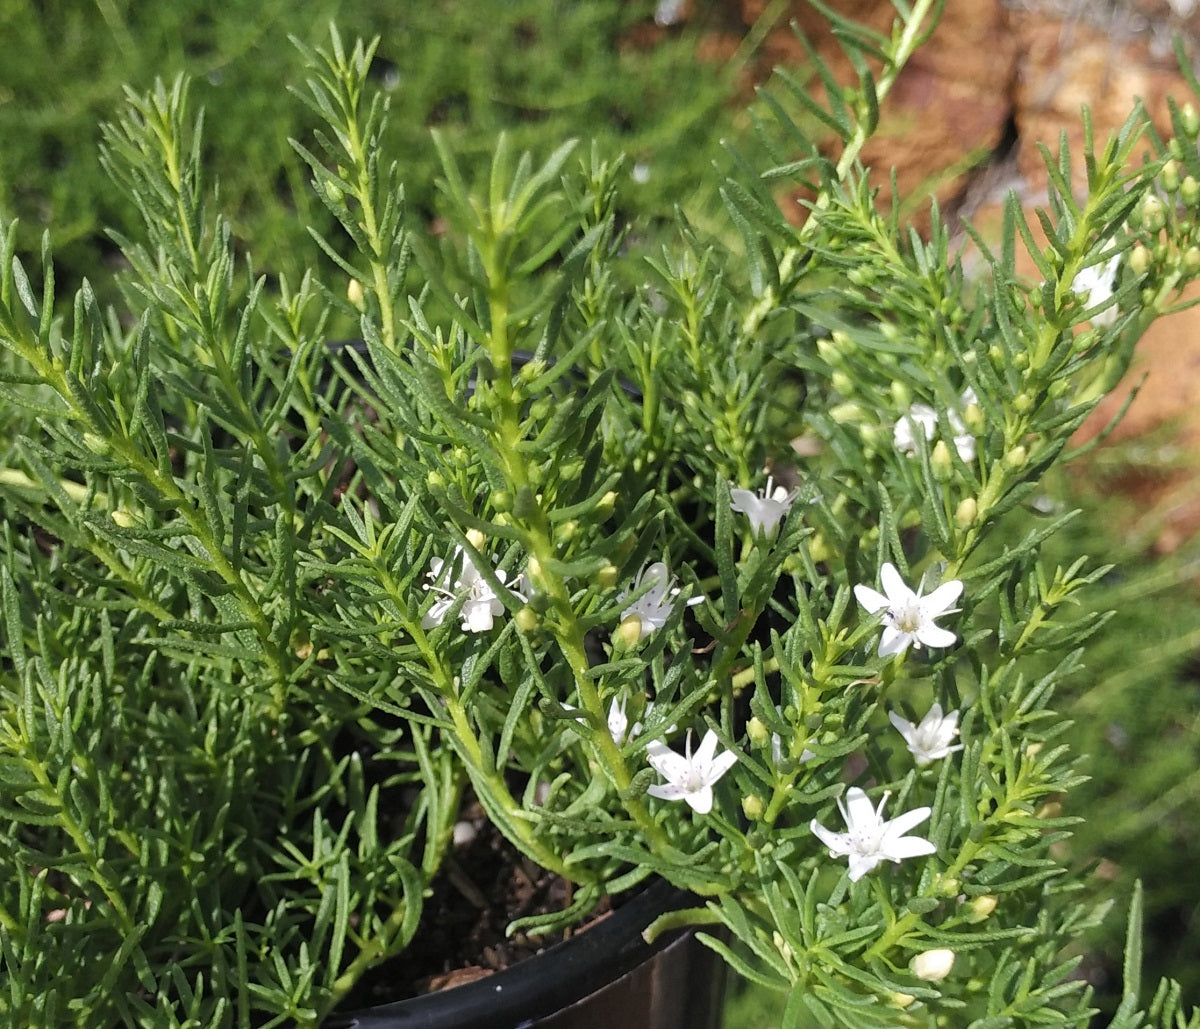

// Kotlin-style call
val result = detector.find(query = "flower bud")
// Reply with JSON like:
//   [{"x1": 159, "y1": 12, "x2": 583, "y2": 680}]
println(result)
[
  {"x1": 1182, "y1": 102, "x2": 1200, "y2": 139},
  {"x1": 965, "y1": 894, "x2": 998, "y2": 922},
  {"x1": 596, "y1": 563, "x2": 619, "y2": 588},
  {"x1": 746, "y1": 717, "x2": 771, "y2": 747},
  {"x1": 1185, "y1": 176, "x2": 1200, "y2": 207},
  {"x1": 829, "y1": 402, "x2": 864, "y2": 425},
  {"x1": 1141, "y1": 194, "x2": 1166, "y2": 232},
  {"x1": 1004, "y1": 445, "x2": 1028, "y2": 469},
  {"x1": 962, "y1": 401, "x2": 984, "y2": 433},
  {"x1": 741, "y1": 794, "x2": 765, "y2": 820},
  {"x1": 615, "y1": 614, "x2": 644, "y2": 647},
  {"x1": 911, "y1": 948, "x2": 955, "y2": 982},
  {"x1": 830, "y1": 370, "x2": 854, "y2": 396},
  {"x1": 1186, "y1": 246, "x2": 1200, "y2": 273},
  {"x1": 558, "y1": 519, "x2": 579, "y2": 543},
  {"x1": 954, "y1": 496, "x2": 978, "y2": 527},
  {"x1": 931, "y1": 440, "x2": 954, "y2": 481},
  {"x1": 514, "y1": 606, "x2": 539, "y2": 632},
  {"x1": 1128, "y1": 243, "x2": 1151, "y2": 277},
  {"x1": 426, "y1": 469, "x2": 446, "y2": 489},
  {"x1": 887, "y1": 992, "x2": 916, "y2": 1009},
  {"x1": 347, "y1": 278, "x2": 365, "y2": 309},
  {"x1": 889, "y1": 381, "x2": 912, "y2": 409},
  {"x1": 596, "y1": 491, "x2": 617, "y2": 516},
  {"x1": 466, "y1": 528, "x2": 487, "y2": 551},
  {"x1": 110, "y1": 508, "x2": 137, "y2": 528},
  {"x1": 1012, "y1": 391, "x2": 1033, "y2": 414},
  {"x1": 1162, "y1": 159, "x2": 1182, "y2": 194},
  {"x1": 815, "y1": 337, "x2": 839, "y2": 366}
]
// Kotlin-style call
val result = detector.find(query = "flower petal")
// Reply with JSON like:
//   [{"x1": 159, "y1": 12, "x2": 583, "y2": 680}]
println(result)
[
  {"x1": 841, "y1": 787, "x2": 878, "y2": 827},
  {"x1": 809, "y1": 819, "x2": 849, "y2": 855},
  {"x1": 683, "y1": 786, "x2": 714, "y2": 814},
  {"x1": 884, "y1": 806, "x2": 932, "y2": 837},
  {"x1": 883, "y1": 836, "x2": 938, "y2": 861},
  {"x1": 888, "y1": 710, "x2": 916, "y2": 742},
  {"x1": 915, "y1": 624, "x2": 957, "y2": 650},
  {"x1": 879, "y1": 563, "x2": 910, "y2": 604},
  {"x1": 853, "y1": 584, "x2": 890, "y2": 614},
  {"x1": 847, "y1": 852, "x2": 881, "y2": 882},
  {"x1": 877, "y1": 627, "x2": 911, "y2": 658},
  {"x1": 647, "y1": 783, "x2": 688, "y2": 802},
  {"x1": 693, "y1": 729, "x2": 720, "y2": 766},
  {"x1": 706, "y1": 747, "x2": 739, "y2": 783},
  {"x1": 921, "y1": 579, "x2": 963, "y2": 613}
]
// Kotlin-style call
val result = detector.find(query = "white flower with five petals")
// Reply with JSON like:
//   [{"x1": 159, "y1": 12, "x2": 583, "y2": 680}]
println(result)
[
  {"x1": 889, "y1": 703, "x2": 964, "y2": 766},
  {"x1": 1071, "y1": 251, "x2": 1121, "y2": 327},
  {"x1": 894, "y1": 392, "x2": 976, "y2": 463},
  {"x1": 854, "y1": 562, "x2": 962, "y2": 658},
  {"x1": 729, "y1": 476, "x2": 798, "y2": 538},
  {"x1": 809, "y1": 787, "x2": 936, "y2": 882},
  {"x1": 421, "y1": 546, "x2": 522, "y2": 633},
  {"x1": 619, "y1": 561, "x2": 702, "y2": 641},
  {"x1": 646, "y1": 730, "x2": 738, "y2": 815}
]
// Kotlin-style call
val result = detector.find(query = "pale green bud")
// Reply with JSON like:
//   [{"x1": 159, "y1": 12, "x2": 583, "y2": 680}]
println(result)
[
  {"x1": 746, "y1": 717, "x2": 770, "y2": 747},
  {"x1": 964, "y1": 894, "x2": 998, "y2": 922},
  {"x1": 1141, "y1": 194, "x2": 1166, "y2": 232},
  {"x1": 954, "y1": 496, "x2": 978, "y2": 527},
  {"x1": 931, "y1": 440, "x2": 954, "y2": 480},
  {"x1": 912, "y1": 948, "x2": 955, "y2": 982},
  {"x1": 514, "y1": 607, "x2": 539, "y2": 632},
  {"x1": 1005, "y1": 445, "x2": 1028, "y2": 469},
  {"x1": 815, "y1": 337, "x2": 839, "y2": 366},
  {"x1": 1129, "y1": 243, "x2": 1151, "y2": 276},
  {"x1": 1162, "y1": 159, "x2": 1182, "y2": 194},
  {"x1": 347, "y1": 278, "x2": 365, "y2": 310},
  {"x1": 596, "y1": 563, "x2": 619, "y2": 589},
  {"x1": 1184, "y1": 176, "x2": 1200, "y2": 207},
  {"x1": 1186, "y1": 246, "x2": 1200, "y2": 273},
  {"x1": 1182, "y1": 102, "x2": 1200, "y2": 139},
  {"x1": 615, "y1": 615, "x2": 644, "y2": 648},
  {"x1": 741, "y1": 794, "x2": 765, "y2": 821},
  {"x1": 830, "y1": 370, "x2": 854, "y2": 396}
]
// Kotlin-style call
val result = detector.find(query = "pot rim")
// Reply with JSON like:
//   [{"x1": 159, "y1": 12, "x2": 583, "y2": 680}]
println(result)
[{"x1": 325, "y1": 878, "x2": 694, "y2": 1028}]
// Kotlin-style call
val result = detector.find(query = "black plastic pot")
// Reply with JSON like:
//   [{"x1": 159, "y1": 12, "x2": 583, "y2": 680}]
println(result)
[{"x1": 325, "y1": 880, "x2": 727, "y2": 1029}]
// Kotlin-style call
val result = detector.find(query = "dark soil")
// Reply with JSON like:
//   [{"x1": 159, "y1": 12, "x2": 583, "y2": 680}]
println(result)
[{"x1": 334, "y1": 801, "x2": 614, "y2": 1011}]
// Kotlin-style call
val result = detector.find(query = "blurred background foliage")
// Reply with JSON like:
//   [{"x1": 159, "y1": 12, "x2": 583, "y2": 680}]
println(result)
[
  {"x1": 3, "y1": 0, "x2": 1200, "y2": 1022},
  {"x1": 0, "y1": 0, "x2": 755, "y2": 309}
]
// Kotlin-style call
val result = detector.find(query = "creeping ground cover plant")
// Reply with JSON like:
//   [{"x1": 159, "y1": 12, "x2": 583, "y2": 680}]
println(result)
[{"x1": 6, "y1": 3, "x2": 1200, "y2": 1026}]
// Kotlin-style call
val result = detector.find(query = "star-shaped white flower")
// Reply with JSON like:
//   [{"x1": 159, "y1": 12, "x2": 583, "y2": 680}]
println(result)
[
  {"x1": 810, "y1": 787, "x2": 936, "y2": 882},
  {"x1": 619, "y1": 561, "x2": 702, "y2": 641},
  {"x1": 421, "y1": 545, "x2": 521, "y2": 633},
  {"x1": 894, "y1": 392, "x2": 976, "y2": 463},
  {"x1": 1071, "y1": 251, "x2": 1120, "y2": 327},
  {"x1": 645, "y1": 729, "x2": 738, "y2": 815},
  {"x1": 730, "y1": 476, "x2": 798, "y2": 538},
  {"x1": 889, "y1": 703, "x2": 964, "y2": 766},
  {"x1": 608, "y1": 697, "x2": 631, "y2": 746},
  {"x1": 854, "y1": 562, "x2": 963, "y2": 658}
]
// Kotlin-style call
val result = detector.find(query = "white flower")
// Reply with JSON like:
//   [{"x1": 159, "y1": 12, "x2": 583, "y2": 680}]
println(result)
[
  {"x1": 809, "y1": 787, "x2": 936, "y2": 882},
  {"x1": 608, "y1": 697, "x2": 630, "y2": 746},
  {"x1": 894, "y1": 395, "x2": 976, "y2": 463},
  {"x1": 889, "y1": 703, "x2": 964, "y2": 766},
  {"x1": 619, "y1": 561, "x2": 702, "y2": 641},
  {"x1": 892, "y1": 403, "x2": 938, "y2": 456},
  {"x1": 1071, "y1": 251, "x2": 1120, "y2": 327},
  {"x1": 646, "y1": 729, "x2": 738, "y2": 815},
  {"x1": 911, "y1": 948, "x2": 955, "y2": 982},
  {"x1": 854, "y1": 562, "x2": 963, "y2": 658},
  {"x1": 730, "y1": 476, "x2": 798, "y2": 538},
  {"x1": 421, "y1": 545, "x2": 521, "y2": 633}
]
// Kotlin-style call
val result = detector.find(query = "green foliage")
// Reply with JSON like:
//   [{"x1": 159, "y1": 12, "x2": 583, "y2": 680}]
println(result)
[
  {"x1": 0, "y1": 0, "x2": 740, "y2": 308},
  {"x1": 4, "y1": 2, "x2": 1200, "y2": 1026}
]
